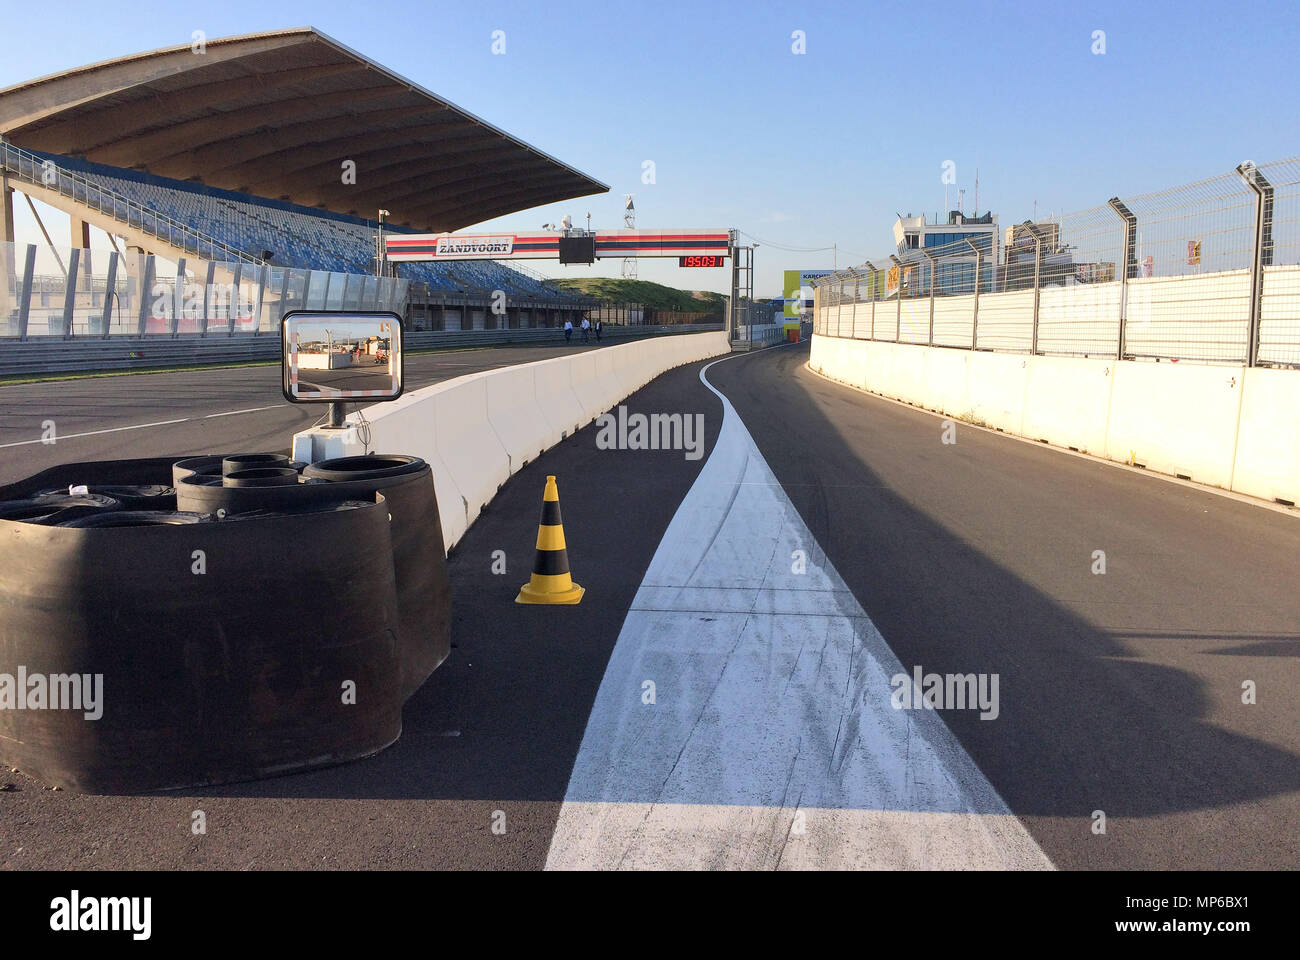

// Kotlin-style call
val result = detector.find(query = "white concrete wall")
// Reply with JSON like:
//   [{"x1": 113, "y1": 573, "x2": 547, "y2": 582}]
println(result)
[
  {"x1": 809, "y1": 334, "x2": 1300, "y2": 507},
  {"x1": 294, "y1": 332, "x2": 730, "y2": 550}
]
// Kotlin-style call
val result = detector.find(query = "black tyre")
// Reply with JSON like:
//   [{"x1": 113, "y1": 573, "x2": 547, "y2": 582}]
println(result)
[
  {"x1": 59, "y1": 510, "x2": 211, "y2": 528},
  {"x1": 37, "y1": 484, "x2": 175, "y2": 510},
  {"x1": 222, "y1": 453, "x2": 291, "y2": 476},
  {"x1": 179, "y1": 457, "x2": 450, "y2": 697},
  {"x1": 0, "y1": 494, "x2": 122, "y2": 525},
  {"x1": 0, "y1": 496, "x2": 401, "y2": 792},
  {"x1": 302, "y1": 455, "x2": 426, "y2": 482},
  {"x1": 172, "y1": 456, "x2": 225, "y2": 486},
  {"x1": 222, "y1": 467, "x2": 300, "y2": 488}
]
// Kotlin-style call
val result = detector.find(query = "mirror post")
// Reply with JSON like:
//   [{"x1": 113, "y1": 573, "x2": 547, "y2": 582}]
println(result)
[{"x1": 328, "y1": 401, "x2": 346, "y2": 428}]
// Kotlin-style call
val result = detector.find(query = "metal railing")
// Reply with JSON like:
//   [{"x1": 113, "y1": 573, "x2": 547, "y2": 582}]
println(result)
[
  {"x1": 0, "y1": 241, "x2": 406, "y2": 339},
  {"x1": 1, "y1": 140, "x2": 263, "y2": 266},
  {"x1": 812, "y1": 157, "x2": 1300, "y2": 367}
]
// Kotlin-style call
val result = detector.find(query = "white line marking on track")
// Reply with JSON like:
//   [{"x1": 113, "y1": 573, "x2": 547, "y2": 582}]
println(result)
[
  {"x1": 1, "y1": 404, "x2": 287, "y2": 448},
  {"x1": 0, "y1": 418, "x2": 191, "y2": 449},
  {"x1": 545, "y1": 345, "x2": 1053, "y2": 870},
  {"x1": 203, "y1": 405, "x2": 280, "y2": 418}
]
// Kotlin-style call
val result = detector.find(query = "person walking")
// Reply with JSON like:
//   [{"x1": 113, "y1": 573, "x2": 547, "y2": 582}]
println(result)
[
  {"x1": 594, "y1": 318, "x2": 603, "y2": 342},
  {"x1": 580, "y1": 317, "x2": 591, "y2": 342},
  {"x1": 564, "y1": 318, "x2": 573, "y2": 343}
]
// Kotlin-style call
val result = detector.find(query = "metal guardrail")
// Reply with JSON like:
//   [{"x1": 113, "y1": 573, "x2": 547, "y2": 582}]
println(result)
[
  {"x1": 0, "y1": 141, "x2": 263, "y2": 266},
  {"x1": 0, "y1": 323, "x2": 725, "y2": 377}
]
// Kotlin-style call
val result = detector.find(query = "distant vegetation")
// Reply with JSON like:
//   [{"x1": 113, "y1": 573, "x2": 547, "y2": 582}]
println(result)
[{"x1": 544, "y1": 278, "x2": 726, "y2": 315}]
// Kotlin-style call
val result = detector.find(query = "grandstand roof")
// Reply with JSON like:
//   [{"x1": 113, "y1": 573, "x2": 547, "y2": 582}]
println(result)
[{"x1": 0, "y1": 27, "x2": 608, "y2": 231}]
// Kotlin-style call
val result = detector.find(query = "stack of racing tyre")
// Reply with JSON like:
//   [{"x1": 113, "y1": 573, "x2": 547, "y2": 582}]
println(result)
[{"x1": 0, "y1": 453, "x2": 450, "y2": 792}]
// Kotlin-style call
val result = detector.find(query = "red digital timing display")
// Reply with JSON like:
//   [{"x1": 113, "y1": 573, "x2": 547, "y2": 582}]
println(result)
[{"x1": 678, "y1": 255, "x2": 726, "y2": 267}]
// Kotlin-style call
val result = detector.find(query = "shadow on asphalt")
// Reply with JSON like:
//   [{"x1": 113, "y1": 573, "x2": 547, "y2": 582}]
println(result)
[
  {"x1": 705, "y1": 342, "x2": 1300, "y2": 869},
  {"x1": 183, "y1": 358, "x2": 724, "y2": 817}
]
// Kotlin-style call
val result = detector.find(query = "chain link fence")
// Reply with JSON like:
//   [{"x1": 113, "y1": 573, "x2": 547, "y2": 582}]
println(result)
[{"x1": 813, "y1": 157, "x2": 1300, "y2": 367}]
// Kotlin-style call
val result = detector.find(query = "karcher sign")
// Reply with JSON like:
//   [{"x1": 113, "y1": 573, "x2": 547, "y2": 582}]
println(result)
[
  {"x1": 435, "y1": 235, "x2": 515, "y2": 257},
  {"x1": 783, "y1": 269, "x2": 833, "y2": 326}
]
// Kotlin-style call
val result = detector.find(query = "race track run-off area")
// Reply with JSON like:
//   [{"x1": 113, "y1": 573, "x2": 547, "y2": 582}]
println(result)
[
  {"x1": 545, "y1": 347, "x2": 1050, "y2": 869},
  {"x1": 2, "y1": 342, "x2": 1295, "y2": 872}
]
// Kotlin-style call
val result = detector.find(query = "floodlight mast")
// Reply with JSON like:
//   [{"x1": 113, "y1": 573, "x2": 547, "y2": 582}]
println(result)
[{"x1": 623, "y1": 194, "x2": 637, "y2": 279}]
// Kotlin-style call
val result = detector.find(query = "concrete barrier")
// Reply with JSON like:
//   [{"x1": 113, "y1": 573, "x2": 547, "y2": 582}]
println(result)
[
  {"x1": 808, "y1": 334, "x2": 1300, "y2": 507},
  {"x1": 569, "y1": 350, "x2": 607, "y2": 423},
  {"x1": 1021, "y1": 354, "x2": 1113, "y2": 455},
  {"x1": 294, "y1": 331, "x2": 730, "y2": 549},
  {"x1": 1233, "y1": 367, "x2": 1300, "y2": 505},
  {"x1": 1104, "y1": 361, "x2": 1242, "y2": 487},
  {"x1": 433, "y1": 373, "x2": 510, "y2": 529},
  {"x1": 486, "y1": 363, "x2": 552, "y2": 472},
  {"x1": 533, "y1": 354, "x2": 589, "y2": 440}
]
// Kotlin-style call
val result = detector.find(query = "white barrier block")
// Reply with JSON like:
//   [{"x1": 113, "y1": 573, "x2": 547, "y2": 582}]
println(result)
[
  {"x1": 1230, "y1": 367, "x2": 1300, "y2": 504},
  {"x1": 593, "y1": 347, "x2": 624, "y2": 413},
  {"x1": 921, "y1": 348, "x2": 969, "y2": 415},
  {"x1": 486, "y1": 363, "x2": 555, "y2": 471},
  {"x1": 434, "y1": 373, "x2": 511, "y2": 528},
  {"x1": 534, "y1": 354, "x2": 589, "y2": 440},
  {"x1": 1021, "y1": 355, "x2": 1113, "y2": 455},
  {"x1": 966, "y1": 352, "x2": 1027, "y2": 433},
  {"x1": 569, "y1": 351, "x2": 609, "y2": 422},
  {"x1": 340, "y1": 386, "x2": 470, "y2": 549},
  {"x1": 1105, "y1": 361, "x2": 1242, "y2": 487}
]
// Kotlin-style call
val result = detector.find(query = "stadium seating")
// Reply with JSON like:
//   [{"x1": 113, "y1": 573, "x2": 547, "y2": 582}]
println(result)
[{"x1": 72, "y1": 165, "x2": 573, "y2": 302}]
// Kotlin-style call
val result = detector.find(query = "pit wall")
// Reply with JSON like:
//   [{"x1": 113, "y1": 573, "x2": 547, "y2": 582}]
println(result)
[
  {"x1": 293, "y1": 331, "x2": 730, "y2": 550},
  {"x1": 808, "y1": 335, "x2": 1300, "y2": 507}
]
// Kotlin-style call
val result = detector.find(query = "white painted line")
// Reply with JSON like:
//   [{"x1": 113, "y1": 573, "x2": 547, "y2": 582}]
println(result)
[
  {"x1": 545, "y1": 348, "x2": 1052, "y2": 870},
  {"x1": 0, "y1": 418, "x2": 191, "y2": 449},
  {"x1": 203, "y1": 405, "x2": 280, "y2": 419},
  {"x1": 1, "y1": 402, "x2": 288, "y2": 449}
]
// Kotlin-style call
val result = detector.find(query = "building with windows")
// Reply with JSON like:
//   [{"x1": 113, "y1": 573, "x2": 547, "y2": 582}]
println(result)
[{"x1": 891, "y1": 211, "x2": 1000, "y2": 295}]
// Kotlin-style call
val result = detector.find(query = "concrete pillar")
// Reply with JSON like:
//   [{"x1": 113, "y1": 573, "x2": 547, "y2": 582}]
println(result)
[
  {"x1": 71, "y1": 218, "x2": 94, "y2": 294},
  {"x1": 1, "y1": 172, "x2": 14, "y2": 244}
]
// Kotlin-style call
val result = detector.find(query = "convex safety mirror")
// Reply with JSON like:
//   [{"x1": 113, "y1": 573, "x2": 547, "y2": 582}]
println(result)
[{"x1": 282, "y1": 311, "x2": 404, "y2": 402}]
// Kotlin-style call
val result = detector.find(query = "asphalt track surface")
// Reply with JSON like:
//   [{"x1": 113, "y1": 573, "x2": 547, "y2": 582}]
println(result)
[
  {"x1": 0, "y1": 340, "x2": 622, "y2": 486},
  {"x1": 706, "y1": 343, "x2": 1300, "y2": 870},
  {"x1": 1, "y1": 341, "x2": 1296, "y2": 869},
  {"x1": 0, "y1": 356, "x2": 722, "y2": 869}
]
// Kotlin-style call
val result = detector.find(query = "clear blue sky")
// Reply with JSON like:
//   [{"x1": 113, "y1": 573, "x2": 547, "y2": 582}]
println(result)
[{"x1": 4, "y1": 0, "x2": 1298, "y2": 295}]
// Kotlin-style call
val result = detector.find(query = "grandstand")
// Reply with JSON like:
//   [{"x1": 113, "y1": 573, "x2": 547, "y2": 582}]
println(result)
[
  {"x1": 0, "y1": 28, "x2": 606, "y2": 334},
  {"x1": 26, "y1": 150, "x2": 587, "y2": 304}
]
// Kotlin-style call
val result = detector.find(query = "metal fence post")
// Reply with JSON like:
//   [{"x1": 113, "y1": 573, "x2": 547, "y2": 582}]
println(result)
[
  {"x1": 890, "y1": 254, "x2": 903, "y2": 341},
  {"x1": 1030, "y1": 238, "x2": 1041, "y2": 355},
  {"x1": 965, "y1": 239, "x2": 981, "y2": 350},
  {"x1": 922, "y1": 250, "x2": 937, "y2": 345},
  {"x1": 1107, "y1": 198, "x2": 1137, "y2": 360},
  {"x1": 863, "y1": 260, "x2": 876, "y2": 340},
  {"x1": 852, "y1": 270, "x2": 861, "y2": 339},
  {"x1": 1235, "y1": 162, "x2": 1274, "y2": 367}
]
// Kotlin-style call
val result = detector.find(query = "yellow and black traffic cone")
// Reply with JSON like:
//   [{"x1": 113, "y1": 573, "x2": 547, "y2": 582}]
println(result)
[{"x1": 516, "y1": 475, "x2": 585, "y2": 605}]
